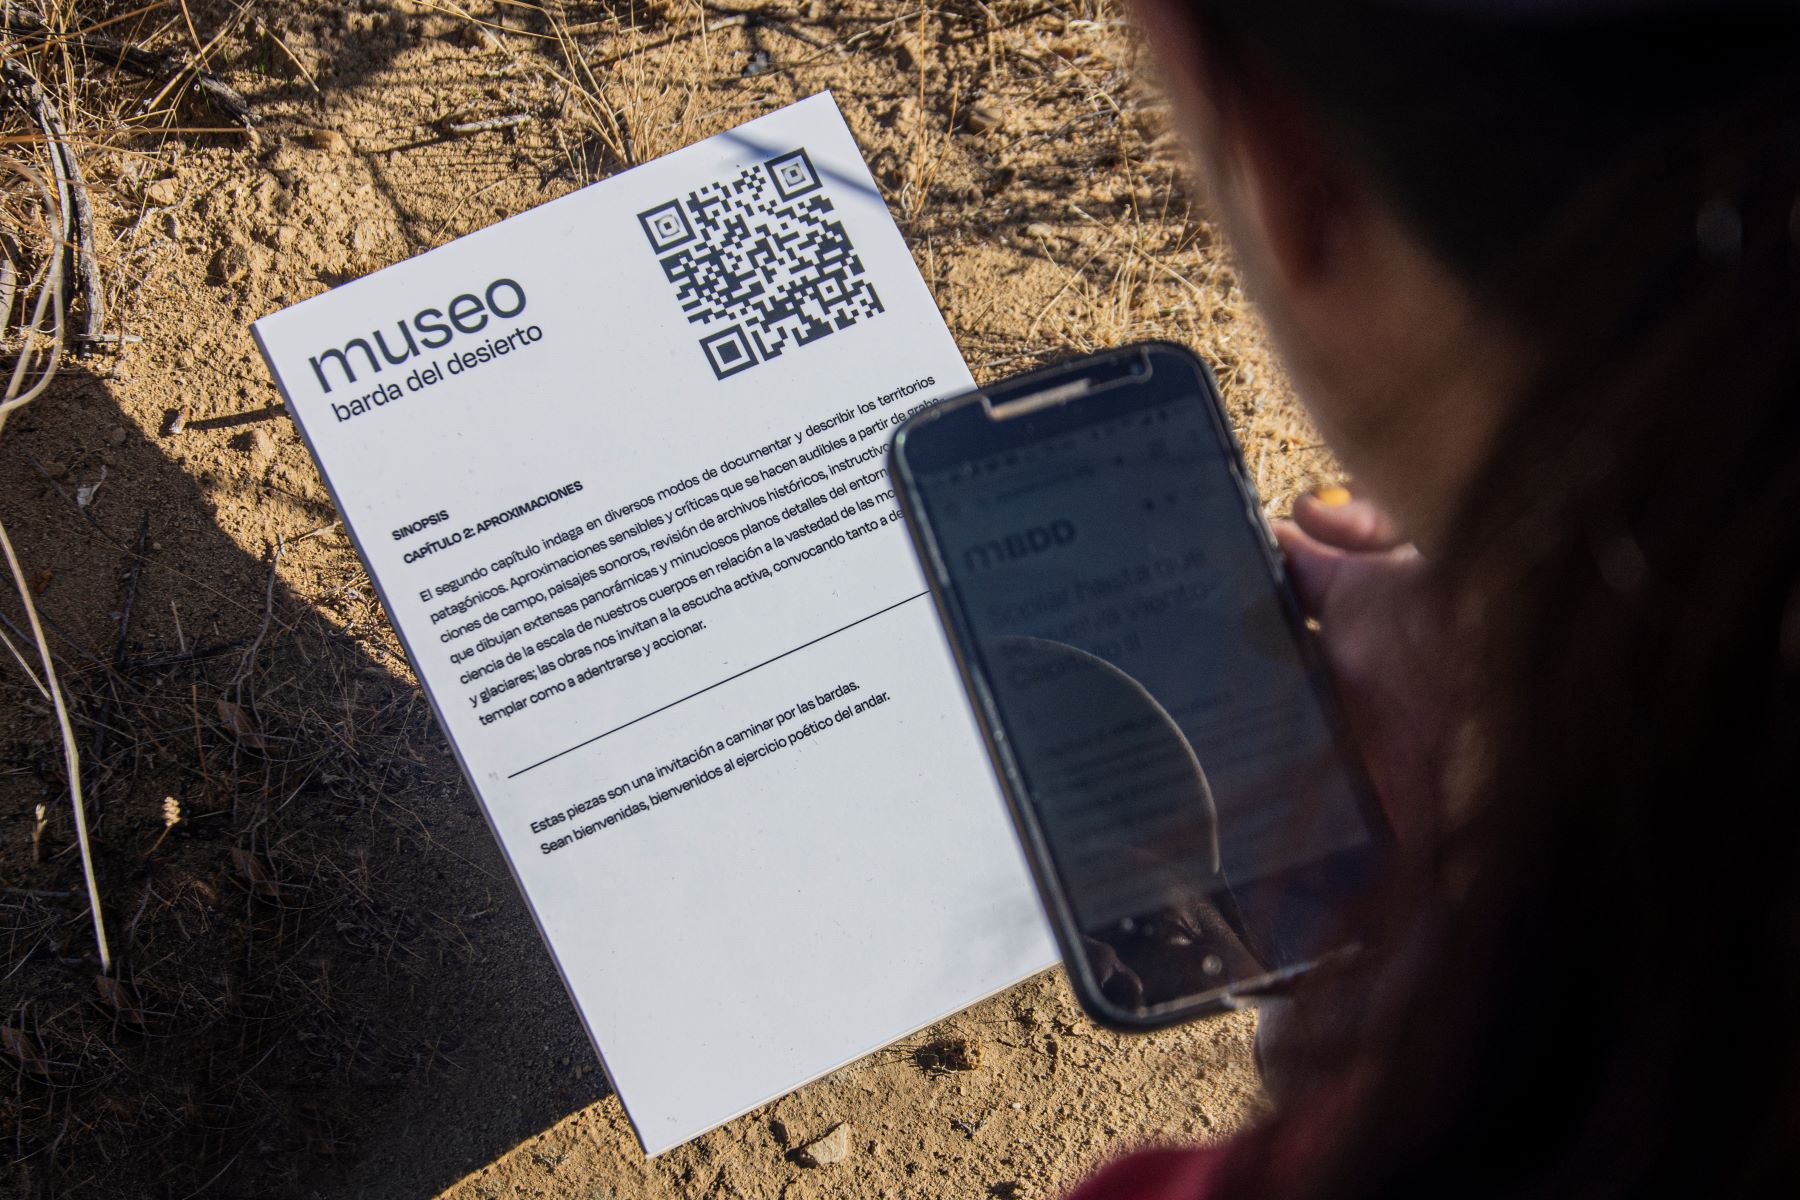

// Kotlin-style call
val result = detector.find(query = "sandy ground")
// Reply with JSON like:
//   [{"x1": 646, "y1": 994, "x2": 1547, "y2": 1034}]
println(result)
[{"x1": 0, "y1": 4, "x2": 1338, "y2": 1197}]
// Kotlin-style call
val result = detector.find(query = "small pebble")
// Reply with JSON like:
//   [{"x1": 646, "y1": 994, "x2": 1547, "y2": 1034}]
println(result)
[
  {"x1": 966, "y1": 102, "x2": 1005, "y2": 134},
  {"x1": 1025, "y1": 222, "x2": 1055, "y2": 240},
  {"x1": 108, "y1": 426, "x2": 127, "y2": 446},
  {"x1": 794, "y1": 1122, "x2": 851, "y2": 1167},
  {"x1": 144, "y1": 177, "x2": 179, "y2": 206}
]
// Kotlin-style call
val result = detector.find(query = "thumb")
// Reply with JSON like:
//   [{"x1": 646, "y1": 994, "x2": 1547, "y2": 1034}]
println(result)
[
  {"x1": 1272, "y1": 519, "x2": 1349, "y2": 618},
  {"x1": 1293, "y1": 491, "x2": 1403, "y2": 552}
]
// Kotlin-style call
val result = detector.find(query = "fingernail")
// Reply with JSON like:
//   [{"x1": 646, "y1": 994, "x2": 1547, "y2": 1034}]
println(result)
[{"x1": 1311, "y1": 484, "x2": 1351, "y2": 507}]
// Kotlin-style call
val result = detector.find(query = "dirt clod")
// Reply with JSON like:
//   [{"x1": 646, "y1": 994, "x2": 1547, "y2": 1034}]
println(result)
[
  {"x1": 212, "y1": 242, "x2": 255, "y2": 285},
  {"x1": 234, "y1": 426, "x2": 276, "y2": 468},
  {"x1": 915, "y1": 1035, "x2": 983, "y2": 1074}
]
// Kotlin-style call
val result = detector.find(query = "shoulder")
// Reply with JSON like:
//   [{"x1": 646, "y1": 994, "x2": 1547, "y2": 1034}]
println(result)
[{"x1": 1063, "y1": 1143, "x2": 1233, "y2": 1200}]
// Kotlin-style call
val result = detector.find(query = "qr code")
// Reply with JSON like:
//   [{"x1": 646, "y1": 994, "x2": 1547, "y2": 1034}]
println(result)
[{"x1": 637, "y1": 148, "x2": 885, "y2": 379}]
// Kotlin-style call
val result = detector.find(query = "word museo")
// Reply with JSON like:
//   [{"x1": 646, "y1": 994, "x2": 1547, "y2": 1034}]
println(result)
[{"x1": 306, "y1": 277, "x2": 536, "y2": 407}]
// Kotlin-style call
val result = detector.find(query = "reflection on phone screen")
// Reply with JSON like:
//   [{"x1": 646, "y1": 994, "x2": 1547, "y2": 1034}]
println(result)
[{"x1": 918, "y1": 395, "x2": 1377, "y2": 1015}]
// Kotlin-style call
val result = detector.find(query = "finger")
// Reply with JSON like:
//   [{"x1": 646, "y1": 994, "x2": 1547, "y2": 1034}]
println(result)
[
  {"x1": 1293, "y1": 491, "x2": 1403, "y2": 552},
  {"x1": 1272, "y1": 519, "x2": 1347, "y2": 617}
]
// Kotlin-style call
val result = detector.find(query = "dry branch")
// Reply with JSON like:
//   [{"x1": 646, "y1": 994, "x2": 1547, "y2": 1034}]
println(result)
[
  {"x1": 1, "y1": 60, "x2": 104, "y2": 342},
  {"x1": 0, "y1": 89, "x2": 110, "y2": 972}
]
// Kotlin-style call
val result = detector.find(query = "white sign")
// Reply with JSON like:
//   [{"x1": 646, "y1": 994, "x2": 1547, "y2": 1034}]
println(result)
[{"x1": 253, "y1": 93, "x2": 1055, "y2": 1155}]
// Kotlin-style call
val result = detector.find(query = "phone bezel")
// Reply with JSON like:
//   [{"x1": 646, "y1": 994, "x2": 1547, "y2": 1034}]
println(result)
[{"x1": 889, "y1": 340, "x2": 1390, "y2": 1030}]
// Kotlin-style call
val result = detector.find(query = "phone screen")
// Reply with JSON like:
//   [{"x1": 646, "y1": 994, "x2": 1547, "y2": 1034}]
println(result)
[{"x1": 907, "y1": 369, "x2": 1380, "y2": 1018}]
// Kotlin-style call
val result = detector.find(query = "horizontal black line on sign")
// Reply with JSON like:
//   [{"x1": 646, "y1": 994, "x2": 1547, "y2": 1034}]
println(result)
[{"x1": 505, "y1": 591, "x2": 928, "y2": 779}]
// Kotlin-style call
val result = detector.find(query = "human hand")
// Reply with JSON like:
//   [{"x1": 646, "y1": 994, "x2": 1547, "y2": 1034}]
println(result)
[{"x1": 1273, "y1": 489, "x2": 1452, "y2": 846}]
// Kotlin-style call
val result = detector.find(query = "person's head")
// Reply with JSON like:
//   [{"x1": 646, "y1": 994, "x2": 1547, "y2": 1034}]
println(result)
[
  {"x1": 1126, "y1": 2, "x2": 1800, "y2": 1195},
  {"x1": 1133, "y1": 0, "x2": 1800, "y2": 545}
]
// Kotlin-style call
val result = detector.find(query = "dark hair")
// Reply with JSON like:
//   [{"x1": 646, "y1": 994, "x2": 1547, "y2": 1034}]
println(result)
[{"x1": 1180, "y1": 3, "x2": 1800, "y2": 1196}]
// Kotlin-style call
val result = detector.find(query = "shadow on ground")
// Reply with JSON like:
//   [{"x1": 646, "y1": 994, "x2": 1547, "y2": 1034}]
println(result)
[{"x1": 0, "y1": 362, "x2": 604, "y2": 1198}]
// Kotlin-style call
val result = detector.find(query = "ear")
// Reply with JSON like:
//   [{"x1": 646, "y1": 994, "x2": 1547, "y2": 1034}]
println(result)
[
  {"x1": 1128, "y1": 1, "x2": 1359, "y2": 290},
  {"x1": 1216, "y1": 76, "x2": 1357, "y2": 290}
]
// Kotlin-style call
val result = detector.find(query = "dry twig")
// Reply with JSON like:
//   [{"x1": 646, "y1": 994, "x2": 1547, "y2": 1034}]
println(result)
[
  {"x1": 439, "y1": 111, "x2": 535, "y2": 137},
  {"x1": 0, "y1": 138, "x2": 110, "y2": 971}
]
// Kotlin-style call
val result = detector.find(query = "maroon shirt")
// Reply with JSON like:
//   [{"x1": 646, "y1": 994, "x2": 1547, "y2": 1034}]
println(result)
[{"x1": 1065, "y1": 1145, "x2": 1231, "y2": 1200}]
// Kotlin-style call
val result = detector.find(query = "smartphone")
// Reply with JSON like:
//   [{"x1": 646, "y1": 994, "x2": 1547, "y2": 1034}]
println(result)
[{"x1": 889, "y1": 342, "x2": 1389, "y2": 1029}]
